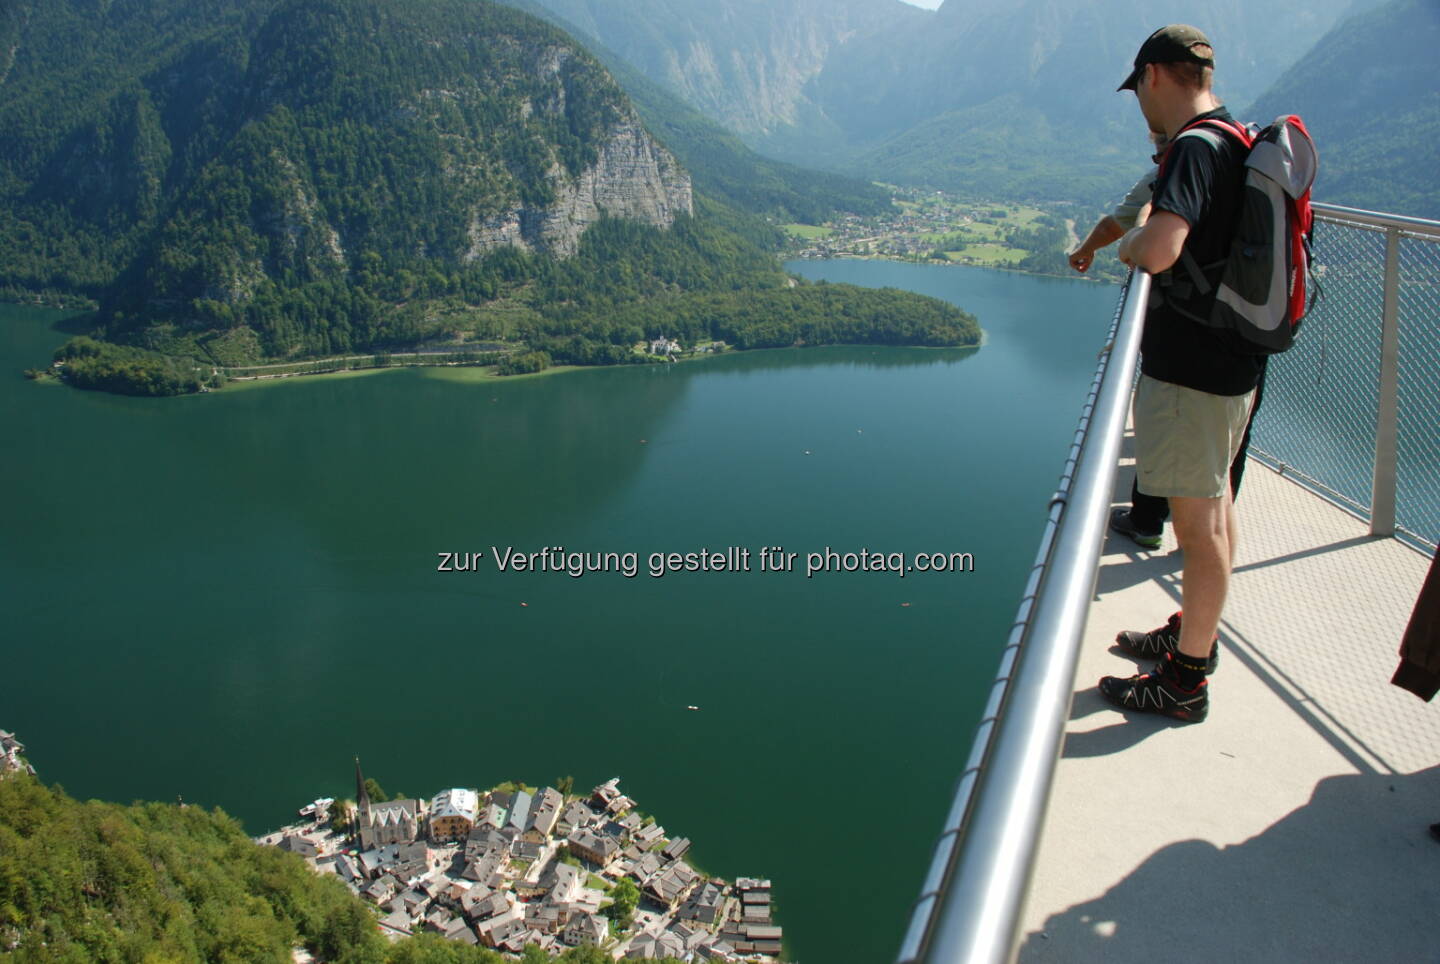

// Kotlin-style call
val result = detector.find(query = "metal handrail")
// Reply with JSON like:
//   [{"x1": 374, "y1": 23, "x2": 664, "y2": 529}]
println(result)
[
  {"x1": 899, "y1": 202, "x2": 1438, "y2": 964},
  {"x1": 896, "y1": 270, "x2": 1150, "y2": 964},
  {"x1": 898, "y1": 200, "x2": 1439, "y2": 964},
  {"x1": 1311, "y1": 202, "x2": 1440, "y2": 239}
]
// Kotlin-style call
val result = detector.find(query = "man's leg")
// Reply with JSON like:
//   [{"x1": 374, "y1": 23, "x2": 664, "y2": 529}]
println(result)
[
  {"x1": 1100, "y1": 377, "x2": 1252, "y2": 721},
  {"x1": 1130, "y1": 477, "x2": 1170, "y2": 530},
  {"x1": 1099, "y1": 488, "x2": 1229, "y2": 723},
  {"x1": 1111, "y1": 478, "x2": 1168, "y2": 549},
  {"x1": 1169, "y1": 488, "x2": 1237, "y2": 659}
]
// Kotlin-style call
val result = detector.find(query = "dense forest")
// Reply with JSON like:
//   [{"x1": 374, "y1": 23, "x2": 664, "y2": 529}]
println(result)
[
  {"x1": 45, "y1": 335, "x2": 219, "y2": 396},
  {"x1": 0, "y1": 0, "x2": 638, "y2": 298},
  {"x1": 0, "y1": 773, "x2": 682, "y2": 962}
]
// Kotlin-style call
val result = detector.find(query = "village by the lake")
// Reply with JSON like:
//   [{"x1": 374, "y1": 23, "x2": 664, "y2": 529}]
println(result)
[
  {"x1": 782, "y1": 186, "x2": 1082, "y2": 274},
  {"x1": 259, "y1": 767, "x2": 782, "y2": 962}
]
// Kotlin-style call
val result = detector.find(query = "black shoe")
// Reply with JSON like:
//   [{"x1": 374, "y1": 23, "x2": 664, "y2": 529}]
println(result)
[
  {"x1": 1116, "y1": 611, "x2": 1219, "y2": 674},
  {"x1": 1109, "y1": 507, "x2": 1162, "y2": 550},
  {"x1": 1099, "y1": 653, "x2": 1209, "y2": 723}
]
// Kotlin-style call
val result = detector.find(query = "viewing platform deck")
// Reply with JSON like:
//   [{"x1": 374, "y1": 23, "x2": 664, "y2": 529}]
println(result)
[{"x1": 1020, "y1": 439, "x2": 1438, "y2": 961}]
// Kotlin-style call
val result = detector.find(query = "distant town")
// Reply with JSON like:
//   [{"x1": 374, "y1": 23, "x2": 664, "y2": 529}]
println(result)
[
  {"x1": 259, "y1": 766, "x2": 782, "y2": 962},
  {"x1": 783, "y1": 186, "x2": 1087, "y2": 277}
]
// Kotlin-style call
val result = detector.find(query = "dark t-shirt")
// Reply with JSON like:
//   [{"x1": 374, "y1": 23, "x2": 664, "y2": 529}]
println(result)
[{"x1": 1141, "y1": 107, "x2": 1263, "y2": 397}]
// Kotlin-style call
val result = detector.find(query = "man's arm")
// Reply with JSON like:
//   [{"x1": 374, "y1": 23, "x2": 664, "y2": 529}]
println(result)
[
  {"x1": 1069, "y1": 216, "x2": 1126, "y2": 273},
  {"x1": 1072, "y1": 165, "x2": 1159, "y2": 273},
  {"x1": 1117, "y1": 210, "x2": 1190, "y2": 273}
]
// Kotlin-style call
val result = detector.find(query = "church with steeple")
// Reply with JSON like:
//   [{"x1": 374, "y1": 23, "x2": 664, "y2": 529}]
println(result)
[{"x1": 353, "y1": 756, "x2": 420, "y2": 849}]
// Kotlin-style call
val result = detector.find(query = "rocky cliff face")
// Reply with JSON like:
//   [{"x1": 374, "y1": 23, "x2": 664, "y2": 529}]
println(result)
[{"x1": 466, "y1": 111, "x2": 692, "y2": 261}]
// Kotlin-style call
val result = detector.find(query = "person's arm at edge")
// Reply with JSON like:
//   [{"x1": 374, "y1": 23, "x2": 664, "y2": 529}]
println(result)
[
  {"x1": 1068, "y1": 216, "x2": 1126, "y2": 273},
  {"x1": 1117, "y1": 209, "x2": 1189, "y2": 273},
  {"x1": 1073, "y1": 164, "x2": 1157, "y2": 272}
]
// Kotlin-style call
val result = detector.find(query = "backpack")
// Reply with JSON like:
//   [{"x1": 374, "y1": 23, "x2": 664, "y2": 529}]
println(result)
[{"x1": 1156, "y1": 114, "x2": 1319, "y2": 354}]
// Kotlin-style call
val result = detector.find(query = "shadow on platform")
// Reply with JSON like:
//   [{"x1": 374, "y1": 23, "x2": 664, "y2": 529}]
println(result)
[
  {"x1": 1020, "y1": 765, "x2": 1440, "y2": 963},
  {"x1": 1061, "y1": 693, "x2": 1187, "y2": 759}
]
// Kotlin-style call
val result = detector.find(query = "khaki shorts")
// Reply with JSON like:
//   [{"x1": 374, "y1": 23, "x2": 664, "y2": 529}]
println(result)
[{"x1": 1134, "y1": 374, "x2": 1255, "y2": 500}]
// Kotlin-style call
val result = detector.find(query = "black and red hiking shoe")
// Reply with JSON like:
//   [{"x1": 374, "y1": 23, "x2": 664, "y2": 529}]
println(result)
[
  {"x1": 1115, "y1": 611, "x2": 1219, "y2": 674},
  {"x1": 1098, "y1": 653, "x2": 1209, "y2": 723}
]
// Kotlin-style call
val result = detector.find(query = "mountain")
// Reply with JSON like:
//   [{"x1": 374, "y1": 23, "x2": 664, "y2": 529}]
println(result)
[
  {"x1": 1247, "y1": 0, "x2": 1440, "y2": 218},
  {"x1": 814, "y1": 0, "x2": 1366, "y2": 147},
  {"x1": 516, "y1": 0, "x2": 927, "y2": 149},
  {"x1": 501, "y1": 0, "x2": 895, "y2": 221},
  {"x1": 817, "y1": 0, "x2": 1375, "y2": 202},
  {"x1": 1, "y1": 0, "x2": 979, "y2": 392},
  {"x1": 522, "y1": 0, "x2": 1387, "y2": 206},
  {"x1": 1, "y1": 0, "x2": 686, "y2": 304}
]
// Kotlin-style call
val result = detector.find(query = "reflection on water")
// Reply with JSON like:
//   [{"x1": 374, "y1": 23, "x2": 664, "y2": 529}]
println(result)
[{"x1": 1, "y1": 265, "x2": 1117, "y2": 964}]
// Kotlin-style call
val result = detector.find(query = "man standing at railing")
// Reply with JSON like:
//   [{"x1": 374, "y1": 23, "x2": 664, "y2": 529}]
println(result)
[{"x1": 1099, "y1": 25, "x2": 1263, "y2": 723}]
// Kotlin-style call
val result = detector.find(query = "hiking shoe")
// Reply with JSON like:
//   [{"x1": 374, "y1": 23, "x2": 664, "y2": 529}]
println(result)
[
  {"x1": 1109, "y1": 507, "x2": 1162, "y2": 550},
  {"x1": 1099, "y1": 653, "x2": 1209, "y2": 723},
  {"x1": 1116, "y1": 611, "x2": 1219, "y2": 674}
]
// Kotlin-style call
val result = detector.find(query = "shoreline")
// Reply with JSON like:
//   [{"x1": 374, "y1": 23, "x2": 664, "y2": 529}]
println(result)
[
  {"x1": 786, "y1": 251, "x2": 1123, "y2": 285},
  {"x1": 7, "y1": 262, "x2": 994, "y2": 396},
  {"x1": 214, "y1": 338, "x2": 984, "y2": 394}
]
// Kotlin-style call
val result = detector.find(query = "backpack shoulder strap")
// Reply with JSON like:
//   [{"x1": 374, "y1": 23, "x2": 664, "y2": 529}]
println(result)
[
  {"x1": 1157, "y1": 117, "x2": 1256, "y2": 294},
  {"x1": 1188, "y1": 117, "x2": 1255, "y2": 149},
  {"x1": 1158, "y1": 117, "x2": 1255, "y2": 176}
]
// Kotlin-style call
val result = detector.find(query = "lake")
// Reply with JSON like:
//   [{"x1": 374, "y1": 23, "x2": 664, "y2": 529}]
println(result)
[{"x1": 1, "y1": 260, "x2": 1119, "y2": 963}]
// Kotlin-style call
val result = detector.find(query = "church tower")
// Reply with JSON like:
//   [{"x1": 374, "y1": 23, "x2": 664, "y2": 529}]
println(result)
[{"x1": 354, "y1": 756, "x2": 372, "y2": 845}]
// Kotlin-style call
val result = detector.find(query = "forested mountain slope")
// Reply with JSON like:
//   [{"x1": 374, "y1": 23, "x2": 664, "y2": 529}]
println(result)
[
  {"x1": 1, "y1": 0, "x2": 978, "y2": 394},
  {"x1": 1247, "y1": 0, "x2": 1440, "y2": 218}
]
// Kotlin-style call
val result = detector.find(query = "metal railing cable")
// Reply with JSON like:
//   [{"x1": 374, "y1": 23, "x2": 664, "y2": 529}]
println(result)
[
  {"x1": 895, "y1": 270, "x2": 1149, "y2": 964},
  {"x1": 1249, "y1": 202, "x2": 1440, "y2": 554}
]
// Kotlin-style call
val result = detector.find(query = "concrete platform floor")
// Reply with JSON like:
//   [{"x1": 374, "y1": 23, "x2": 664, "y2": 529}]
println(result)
[{"x1": 1019, "y1": 441, "x2": 1439, "y2": 963}]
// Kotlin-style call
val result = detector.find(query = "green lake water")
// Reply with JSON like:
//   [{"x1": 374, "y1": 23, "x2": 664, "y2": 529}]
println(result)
[{"x1": 1, "y1": 260, "x2": 1118, "y2": 963}]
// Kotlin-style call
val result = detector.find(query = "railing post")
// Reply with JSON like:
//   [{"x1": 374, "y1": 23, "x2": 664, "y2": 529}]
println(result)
[{"x1": 1371, "y1": 225, "x2": 1401, "y2": 537}]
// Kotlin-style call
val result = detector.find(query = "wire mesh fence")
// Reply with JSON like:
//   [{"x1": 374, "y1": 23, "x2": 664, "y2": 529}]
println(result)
[
  {"x1": 1248, "y1": 207, "x2": 1440, "y2": 555},
  {"x1": 1396, "y1": 233, "x2": 1440, "y2": 552}
]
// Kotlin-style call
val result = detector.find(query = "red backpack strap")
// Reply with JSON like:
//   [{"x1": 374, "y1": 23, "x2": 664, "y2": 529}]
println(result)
[
  {"x1": 1192, "y1": 117, "x2": 1254, "y2": 149},
  {"x1": 1157, "y1": 117, "x2": 1254, "y2": 177}
]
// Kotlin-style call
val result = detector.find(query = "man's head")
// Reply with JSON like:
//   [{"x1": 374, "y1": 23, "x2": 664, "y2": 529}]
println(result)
[{"x1": 1118, "y1": 25, "x2": 1214, "y2": 93}]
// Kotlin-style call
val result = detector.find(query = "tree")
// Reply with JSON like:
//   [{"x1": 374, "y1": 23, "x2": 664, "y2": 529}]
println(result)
[
  {"x1": 363, "y1": 778, "x2": 389, "y2": 803},
  {"x1": 330, "y1": 800, "x2": 355, "y2": 835},
  {"x1": 602, "y1": 878, "x2": 639, "y2": 929},
  {"x1": 556, "y1": 775, "x2": 575, "y2": 797},
  {"x1": 316, "y1": 899, "x2": 381, "y2": 961}
]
